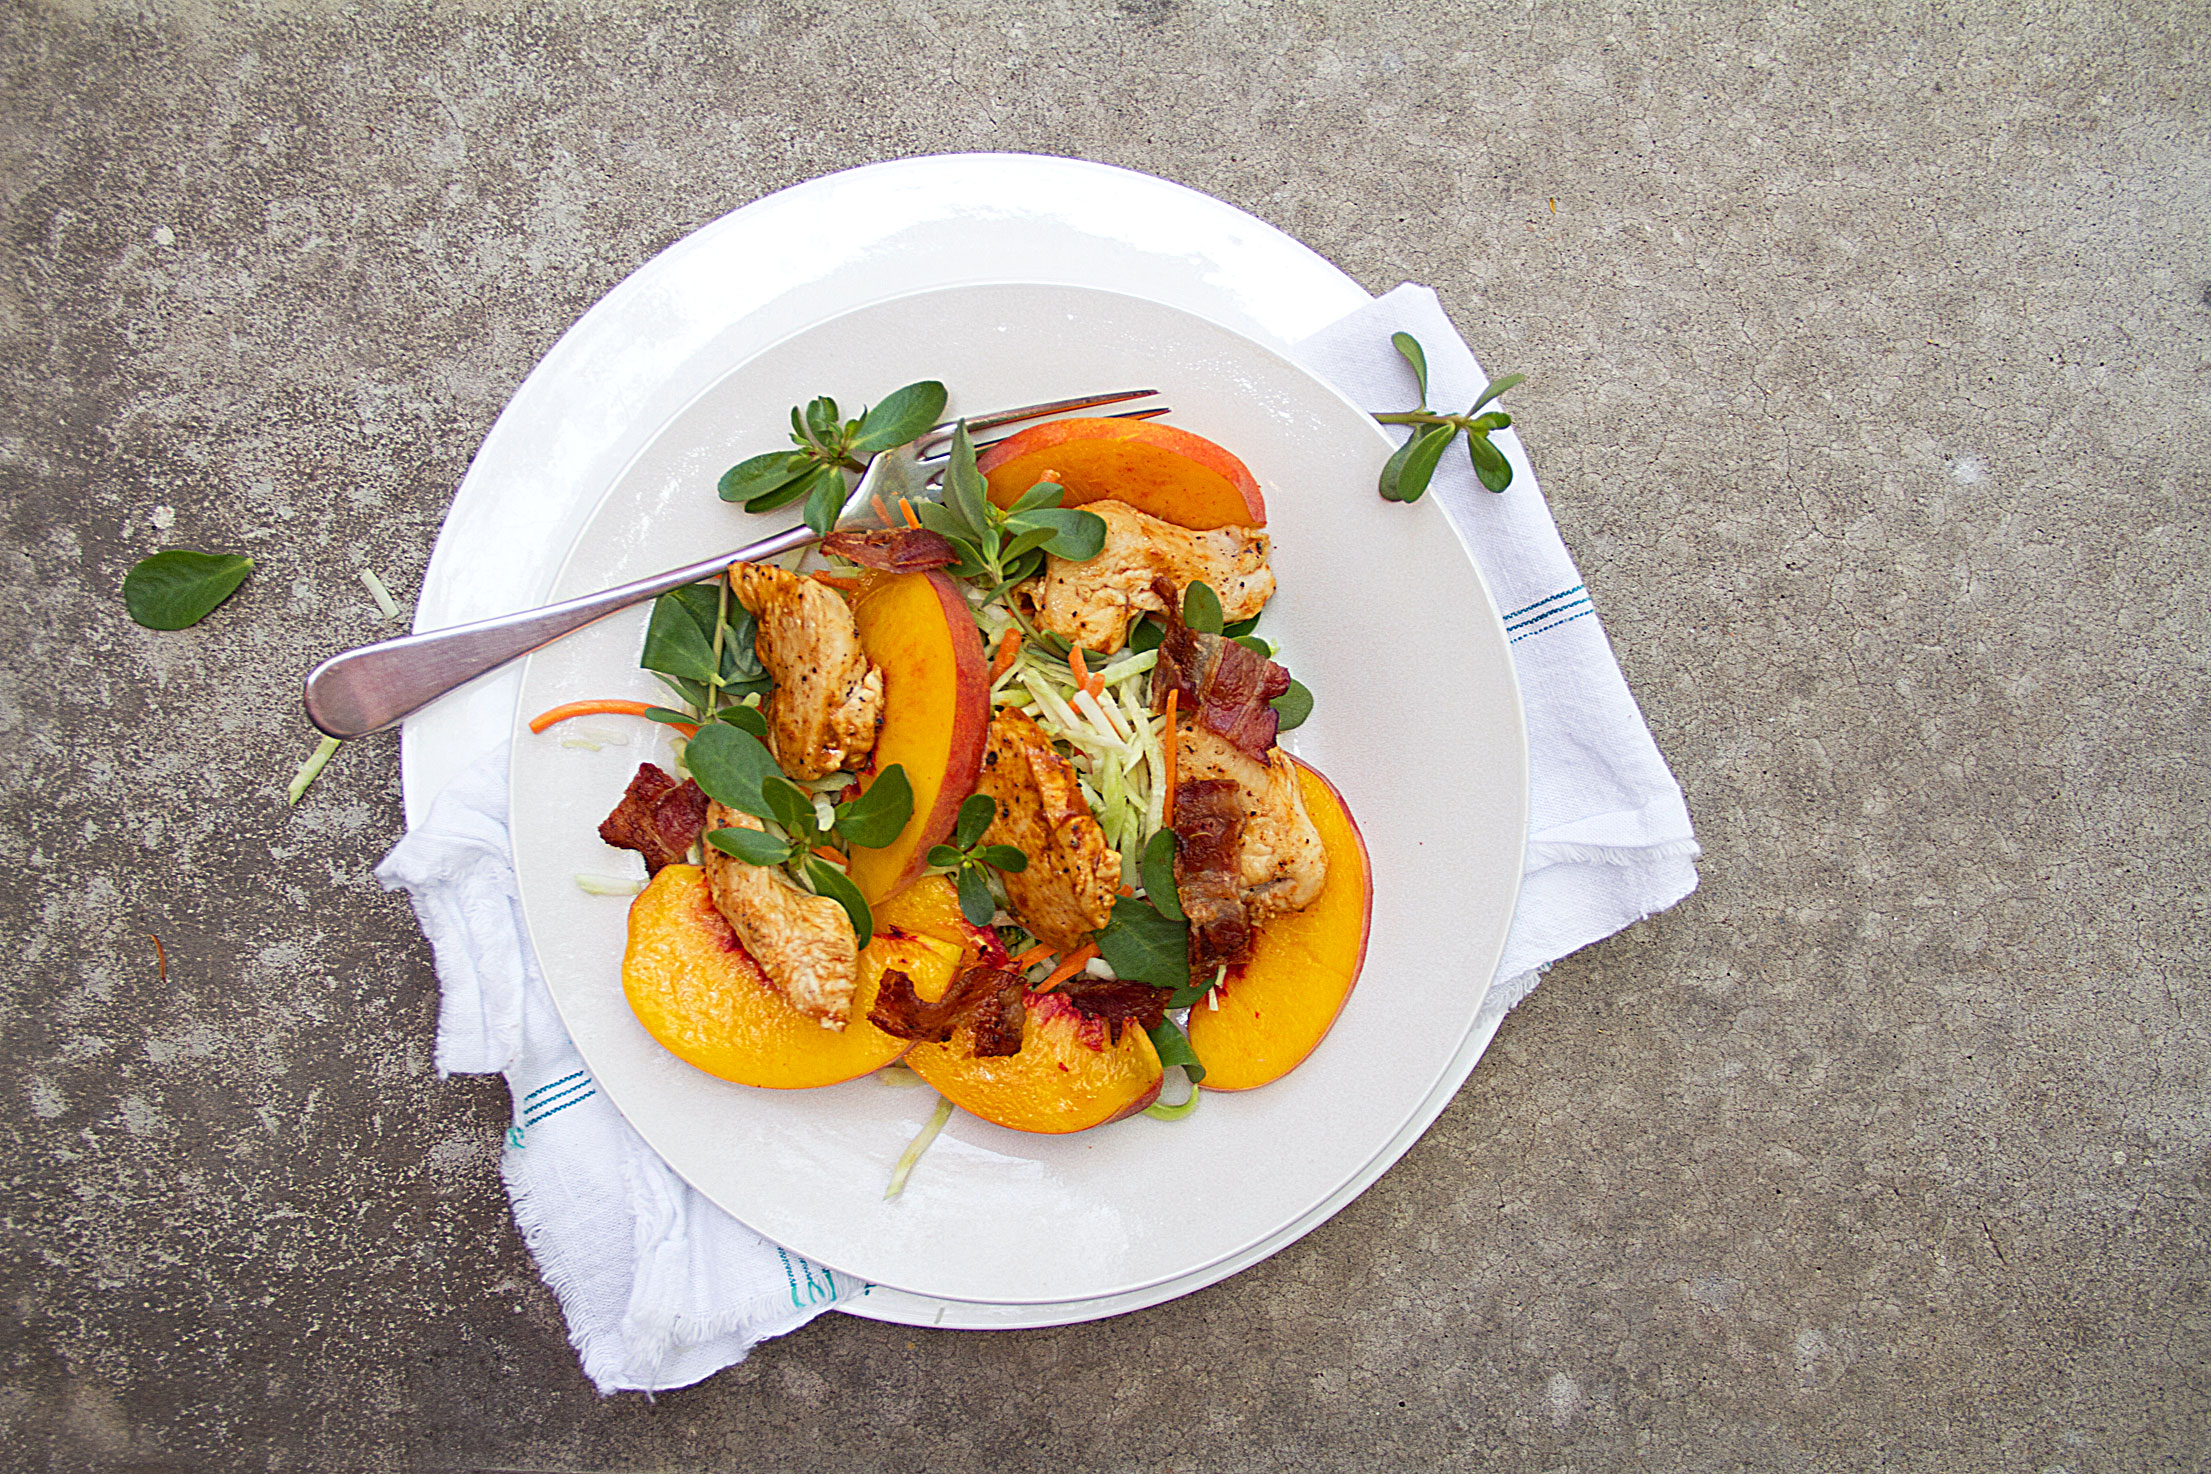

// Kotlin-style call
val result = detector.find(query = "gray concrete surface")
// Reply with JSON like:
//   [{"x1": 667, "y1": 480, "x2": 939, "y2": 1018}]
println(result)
[{"x1": 3, "y1": 2, "x2": 2206, "y2": 1469}]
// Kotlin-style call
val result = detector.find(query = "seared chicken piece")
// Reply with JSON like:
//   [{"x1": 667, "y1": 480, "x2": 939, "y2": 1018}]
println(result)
[
  {"x1": 729, "y1": 562, "x2": 883, "y2": 781},
  {"x1": 977, "y1": 709, "x2": 1122, "y2": 951},
  {"x1": 1022, "y1": 500, "x2": 1273, "y2": 652},
  {"x1": 1175, "y1": 726, "x2": 1326, "y2": 926},
  {"x1": 702, "y1": 801, "x2": 860, "y2": 1030}
]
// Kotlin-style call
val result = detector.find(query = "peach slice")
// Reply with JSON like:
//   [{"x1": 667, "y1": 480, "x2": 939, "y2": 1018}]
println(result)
[
  {"x1": 845, "y1": 570, "x2": 990, "y2": 904},
  {"x1": 976, "y1": 418, "x2": 1266, "y2": 530},
  {"x1": 623, "y1": 866, "x2": 966, "y2": 1089},
  {"x1": 1185, "y1": 760, "x2": 1373, "y2": 1091},
  {"x1": 905, "y1": 990, "x2": 1164, "y2": 1134}
]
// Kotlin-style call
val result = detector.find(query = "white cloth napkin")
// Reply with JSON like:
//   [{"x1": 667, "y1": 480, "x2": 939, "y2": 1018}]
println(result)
[
  {"x1": 1297, "y1": 285, "x2": 1701, "y2": 1012},
  {"x1": 376, "y1": 281, "x2": 1697, "y2": 1395},
  {"x1": 376, "y1": 752, "x2": 865, "y2": 1395}
]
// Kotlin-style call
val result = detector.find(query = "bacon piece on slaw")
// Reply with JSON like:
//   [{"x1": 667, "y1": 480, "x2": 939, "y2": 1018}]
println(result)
[
  {"x1": 819, "y1": 527, "x2": 960, "y2": 572},
  {"x1": 597, "y1": 763, "x2": 710, "y2": 875},
  {"x1": 870, "y1": 962, "x2": 1029, "y2": 1057},
  {"x1": 1147, "y1": 577, "x2": 1293, "y2": 761},
  {"x1": 1171, "y1": 776, "x2": 1254, "y2": 974}
]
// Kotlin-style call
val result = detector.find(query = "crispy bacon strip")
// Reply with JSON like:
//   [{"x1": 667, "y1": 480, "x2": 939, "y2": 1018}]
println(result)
[
  {"x1": 820, "y1": 528, "x2": 959, "y2": 572},
  {"x1": 1055, "y1": 976, "x2": 1172, "y2": 1046},
  {"x1": 597, "y1": 763, "x2": 709, "y2": 875},
  {"x1": 1147, "y1": 577, "x2": 1292, "y2": 761},
  {"x1": 869, "y1": 962, "x2": 1029, "y2": 1057},
  {"x1": 1172, "y1": 777, "x2": 1253, "y2": 975}
]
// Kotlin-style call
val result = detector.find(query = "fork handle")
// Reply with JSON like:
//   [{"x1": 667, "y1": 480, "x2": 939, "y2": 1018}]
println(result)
[{"x1": 303, "y1": 523, "x2": 818, "y2": 739}]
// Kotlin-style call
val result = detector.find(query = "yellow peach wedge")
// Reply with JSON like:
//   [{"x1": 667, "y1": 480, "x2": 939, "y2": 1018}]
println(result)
[
  {"x1": 844, "y1": 570, "x2": 991, "y2": 904},
  {"x1": 976, "y1": 417, "x2": 1266, "y2": 530},
  {"x1": 622, "y1": 866, "x2": 967, "y2": 1089},
  {"x1": 905, "y1": 990, "x2": 1164, "y2": 1134},
  {"x1": 1185, "y1": 760, "x2": 1372, "y2": 1091}
]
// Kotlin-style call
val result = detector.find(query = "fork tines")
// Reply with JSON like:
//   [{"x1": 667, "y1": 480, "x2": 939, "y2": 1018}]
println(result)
[{"x1": 914, "y1": 387, "x2": 1164, "y2": 456}]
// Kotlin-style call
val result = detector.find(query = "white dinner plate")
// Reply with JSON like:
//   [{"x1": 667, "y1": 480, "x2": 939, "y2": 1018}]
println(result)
[
  {"x1": 400, "y1": 155, "x2": 1372, "y2": 821},
  {"x1": 504, "y1": 283, "x2": 1527, "y2": 1305}
]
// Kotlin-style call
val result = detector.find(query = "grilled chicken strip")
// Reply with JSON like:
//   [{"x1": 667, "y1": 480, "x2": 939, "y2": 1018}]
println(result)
[
  {"x1": 1022, "y1": 500, "x2": 1273, "y2": 652},
  {"x1": 1175, "y1": 725, "x2": 1327, "y2": 927},
  {"x1": 977, "y1": 709, "x2": 1122, "y2": 951},
  {"x1": 702, "y1": 801, "x2": 860, "y2": 1030},
  {"x1": 729, "y1": 562, "x2": 883, "y2": 781}
]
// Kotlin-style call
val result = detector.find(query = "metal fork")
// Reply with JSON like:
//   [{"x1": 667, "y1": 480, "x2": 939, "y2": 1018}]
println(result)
[{"x1": 301, "y1": 388, "x2": 1165, "y2": 738}]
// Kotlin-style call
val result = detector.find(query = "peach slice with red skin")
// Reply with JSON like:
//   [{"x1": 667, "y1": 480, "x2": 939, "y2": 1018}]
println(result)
[
  {"x1": 1185, "y1": 759, "x2": 1372, "y2": 1091},
  {"x1": 905, "y1": 990, "x2": 1164, "y2": 1134},
  {"x1": 844, "y1": 570, "x2": 991, "y2": 904},
  {"x1": 976, "y1": 418, "x2": 1266, "y2": 531},
  {"x1": 622, "y1": 867, "x2": 970, "y2": 1089}
]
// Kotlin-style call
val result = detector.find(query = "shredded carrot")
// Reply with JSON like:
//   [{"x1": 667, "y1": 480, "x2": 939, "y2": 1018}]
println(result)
[
  {"x1": 529, "y1": 699, "x2": 697, "y2": 737},
  {"x1": 1068, "y1": 645, "x2": 1103, "y2": 697},
  {"x1": 989, "y1": 629, "x2": 1023, "y2": 682},
  {"x1": 811, "y1": 571, "x2": 863, "y2": 591},
  {"x1": 1034, "y1": 942, "x2": 1099, "y2": 994},
  {"x1": 870, "y1": 494, "x2": 895, "y2": 526},
  {"x1": 1161, "y1": 688, "x2": 1179, "y2": 827},
  {"x1": 898, "y1": 497, "x2": 921, "y2": 529},
  {"x1": 812, "y1": 845, "x2": 845, "y2": 864},
  {"x1": 1010, "y1": 942, "x2": 1056, "y2": 971}
]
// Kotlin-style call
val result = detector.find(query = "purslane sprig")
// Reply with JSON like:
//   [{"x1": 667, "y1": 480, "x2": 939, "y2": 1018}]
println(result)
[
  {"x1": 925, "y1": 794, "x2": 1031, "y2": 926},
  {"x1": 717, "y1": 381, "x2": 950, "y2": 535},
  {"x1": 682, "y1": 719, "x2": 915, "y2": 948},
  {"x1": 908, "y1": 423, "x2": 1108, "y2": 607},
  {"x1": 1373, "y1": 332, "x2": 1523, "y2": 501}
]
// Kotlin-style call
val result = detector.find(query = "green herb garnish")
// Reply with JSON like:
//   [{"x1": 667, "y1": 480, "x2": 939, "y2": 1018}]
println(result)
[
  {"x1": 1093, "y1": 895, "x2": 1189, "y2": 990},
  {"x1": 124, "y1": 549, "x2": 252, "y2": 630},
  {"x1": 1373, "y1": 331, "x2": 1521, "y2": 500},
  {"x1": 687, "y1": 722, "x2": 914, "y2": 948},
  {"x1": 718, "y1": 381, "x2": 949, "y2": 535},
  {"x1": 926, "y1": 794, "x2": 1030, "y2": 926},
  {"x1": 909, "y1": 423, "x2": 1108, "y2": 607},
  {"x1": 1145, "y1": 1016, "x2": 1207, "y2": 1087}
]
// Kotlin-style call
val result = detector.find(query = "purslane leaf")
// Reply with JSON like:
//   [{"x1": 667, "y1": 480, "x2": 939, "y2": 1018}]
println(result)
[
  {"x1": 1181, "y1": 580, "x2": 1224, "y2": 635},
  {"x1": 1146, "y1": 1016, "x2": 1207, "y2": 1086},
  {"x1": 761, "y1": 775, "x2": 816, "y2": 835},
  {"x1": 976, "y1": 844, "x2": 1028, "y2": 873},
  {"x1": 836, "y1": 765, "x2": 914, "y2": 849},
  {"x1": 803, "y1": 463, "x2": 851, "y2": 536},
  {"x1": 1094, "y1": 897, "x2": 1189, "y2": 988},
  {"x1": 953, "y1": 792, "x2": 996, "y2": 850},
  {"x1": 1140, "y1": 829, "x2": 1183, "y2": 922},
  {"x1": 720, "y1": 450, "x2": 814, "y2": 504},
  {"x1": 807, "y1": 859, "x2": 874, "y2": 949},
  {"x1": 848, "y1": 380, "x2": 947, "y2": 455},
  {"x1": 1392, "y1": 331, "x2": 1430, "y2": 408},
  {"x1": 684, "y1": 723, "x2": 783, "y2": 819},
  {"x1": 124, "y1": 549, "x2": 253, "y2": 630},
  {"x1": 1009, "y1": 480, "x2": 1064, "y2": 513},
  {"x1": 707, "y1": 826, "x2": 794, "y2": 867},
  {"x1": 717, "y1": 704, "x2": 769, "y2": 739},
  {"x1": 1393, "y1": 423, "x2": 1456, "y2": 504},
  {"x1": 1467, "y1": 432, "x2": 1513, "y2": 493},
  {"x1": 1013, "y1": 506, "x2": 1107, "y2": 561},
  {"x1": 1271, "y1": 678, "x2": 1314, "y2": 732},
  {"x1": 942, "y1": 422, "x2": 993, "y2": 540},
  {"x1": 955, "y1": 866, "x2": 995, "y2": 927},
  {"x1": 641, "y1": 591, "x2": 721, "y2": 683},
  {"x1": 1468, "y1": 371, "x2": 1524, "y2": 416}
]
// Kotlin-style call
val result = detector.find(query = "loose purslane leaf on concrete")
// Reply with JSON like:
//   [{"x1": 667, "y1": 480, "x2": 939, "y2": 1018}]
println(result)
[{"x1": 124, "y1": 549, "x2": 252, "y2": 629}]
